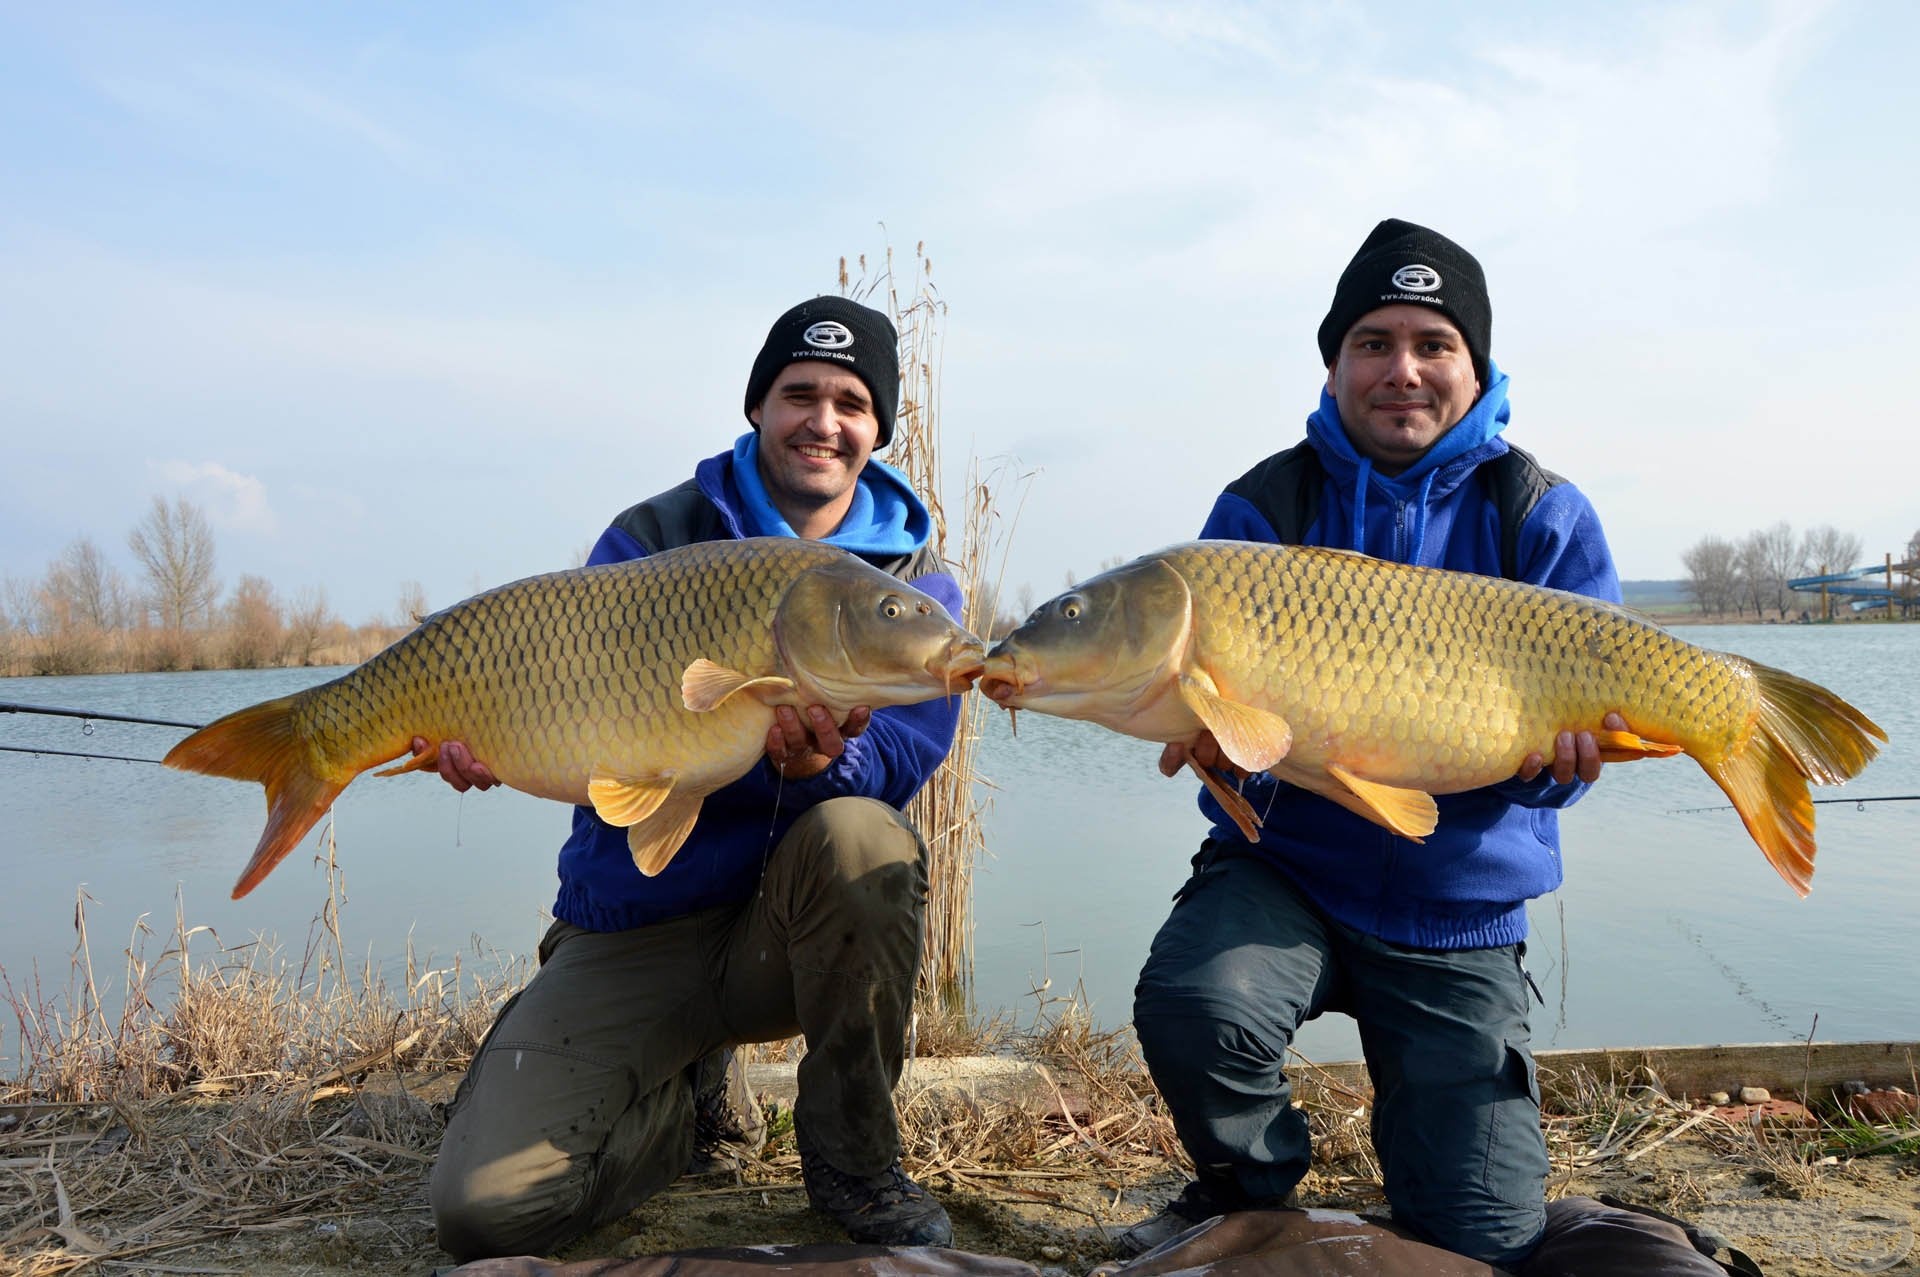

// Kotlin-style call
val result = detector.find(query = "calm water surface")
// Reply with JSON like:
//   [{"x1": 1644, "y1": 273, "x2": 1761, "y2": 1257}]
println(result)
[{"x1": 3, "y1": 623, "x2": 1916, "y2": 1070}]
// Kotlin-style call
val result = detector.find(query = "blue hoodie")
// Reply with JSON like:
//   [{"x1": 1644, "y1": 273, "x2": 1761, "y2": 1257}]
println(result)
[
  {"x1": 552, "y1": 435, "x2": 964, "y2": 932},
  {"x1": 1196, "y1": 366, "x2": 1622, "y2": 949}
]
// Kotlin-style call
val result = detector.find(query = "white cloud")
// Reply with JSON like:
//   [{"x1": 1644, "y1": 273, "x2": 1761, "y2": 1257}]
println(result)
[{"x1": 150, "y1": 460, "x2": 277, "y2": 535}]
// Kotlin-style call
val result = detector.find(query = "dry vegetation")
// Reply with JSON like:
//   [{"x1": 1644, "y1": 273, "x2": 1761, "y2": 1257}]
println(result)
[{"x1": 4, "y1": 865, "x2": 1917, "y2": 1275}]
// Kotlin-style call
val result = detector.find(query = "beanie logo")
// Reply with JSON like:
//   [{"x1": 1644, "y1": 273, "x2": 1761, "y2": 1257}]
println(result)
[
  {"x1": 1390, "y1": 264, "x2": 1442, "y2": 293},
  {"x1": 801, "y1": 321, "x2": 855, "y2": 350}
]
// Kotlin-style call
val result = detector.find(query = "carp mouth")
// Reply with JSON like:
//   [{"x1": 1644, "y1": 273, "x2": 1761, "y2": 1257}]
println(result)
[
  {"x1": 940, "y1": 636, "x2": 988, "y2": 693},
  {"x1": 976, "y1": 652, "x2": 1030, "y2": 706}
]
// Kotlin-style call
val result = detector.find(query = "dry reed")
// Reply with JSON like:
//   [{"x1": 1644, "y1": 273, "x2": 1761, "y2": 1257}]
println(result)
[{"x1": 841, "y1": 241, "x2": 1027, "y2": 1014}]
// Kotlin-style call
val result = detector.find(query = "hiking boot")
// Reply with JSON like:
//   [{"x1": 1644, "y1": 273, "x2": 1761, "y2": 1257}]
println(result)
[
  {"x1": 799, "y1": 1141, "x2": 953, "y2": 1247},
  {"x1": 1111, "y1": 1177, "x2": 1253, "y2": 1259},
  {"x1": 686, "y1": 1048, "x2": 766, "y2": 1175}
]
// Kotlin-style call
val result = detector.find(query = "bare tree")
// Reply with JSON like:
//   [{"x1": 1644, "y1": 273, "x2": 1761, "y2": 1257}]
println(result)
[
  {"x1": 284, "y1": 586, "x2": 336, "y2": 666},
  {"x1": 1799, "y1": 526, "x2": 1862, "y2": 579},
  {"x1": 1733, "y1": 532, "x2": 1768, "y2": 618},
  {"x1": 43, "y1": 538, "x2": 131, "y2": 630},
  {"x1": 128, "y1": 496, "x2": 219, "y2": 630},
  {"x1": 1752, "y1": 521, "x2": 1803, "y2": 618},
  {"x1": 1680, "y1": 536, "x2": 1738, "y2": 616},
  {"x1": 396, "y1": 580, "x2": 429, "y2": 627},
  {"x1": 226, "y1": 574, "x2": 283, "y2": 669}
]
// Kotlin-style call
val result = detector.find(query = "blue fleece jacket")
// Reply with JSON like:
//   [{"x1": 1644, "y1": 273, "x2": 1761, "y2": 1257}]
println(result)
[
  {"x1": 552, "y1": 436, "x2": 964, "y2": 931},
  {"x1": 1196, "y1": 365, "x2": 1622, "y2": 949}
]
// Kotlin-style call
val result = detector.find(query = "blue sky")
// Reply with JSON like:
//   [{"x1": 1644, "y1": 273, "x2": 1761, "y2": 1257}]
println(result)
[{"x1": 2, "y1": 1, "x2": 1914, "y2": 623}]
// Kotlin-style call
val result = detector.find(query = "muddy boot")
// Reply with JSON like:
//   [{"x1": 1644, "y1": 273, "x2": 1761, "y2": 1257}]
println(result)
[
  {"x1": 1112, "y1": 1175, "x2": 1269, "y2": 1259},
  {"x1": 685, "y1": 1048, "x2": 767, "y2": 1176},
  {"x1": 798, "y1": 1135, "x2": 952, "y2": 1247}
]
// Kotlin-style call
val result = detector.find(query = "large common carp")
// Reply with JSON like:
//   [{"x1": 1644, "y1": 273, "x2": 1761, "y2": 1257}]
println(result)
[
  {"x1": 979, "y1": 541, "x2": 1885, "y2": 896},
  {"x1": 166, "y1": 538, "x2": 985, "y2": 898}
]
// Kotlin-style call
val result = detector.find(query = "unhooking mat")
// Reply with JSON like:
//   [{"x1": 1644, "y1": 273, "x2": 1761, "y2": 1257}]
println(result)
[{"x1": 445, "y1": 1195, "x2": 1755, "y2": 1277}]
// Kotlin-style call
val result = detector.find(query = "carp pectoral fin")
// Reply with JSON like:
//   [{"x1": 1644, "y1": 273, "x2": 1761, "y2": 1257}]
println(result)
[
  {"x1": 1323, "y1": 763, "x2": 1438, "y2": 842},
  {"x1": 1176, "y1": 675, "x2": 1293, "y2": 772},
  {"x1": 374, "y1": 745, "x2": 438, "y2": 778},
  {"x1": 588, "y1": 766, "x2": 675, "y2": 827},
  {"x1": 682, "y1": 659, "x2": 799, "y2": 712},
  {"x1": 1593, "y1": 728, "x2": 1684, "y2": 764},
  {"x1": 1189, "y1": 759, "x2": 1263, "y2": 843},
  {"x1": 627, "y1": 792, "x2": 705, "y2": 877}
]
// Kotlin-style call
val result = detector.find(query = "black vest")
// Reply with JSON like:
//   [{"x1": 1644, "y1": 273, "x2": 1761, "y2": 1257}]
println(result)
[{"x1": 1224, "y1": 442, "x2": 1563, "y2": 581}]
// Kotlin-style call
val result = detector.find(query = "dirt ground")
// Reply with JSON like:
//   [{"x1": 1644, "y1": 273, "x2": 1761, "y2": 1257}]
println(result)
[{"x1": 13, "y1": 1091, "x2": 1914, "y2": 1277}]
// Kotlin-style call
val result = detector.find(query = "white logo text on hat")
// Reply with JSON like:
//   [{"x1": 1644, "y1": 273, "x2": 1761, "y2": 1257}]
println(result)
[
  {"x1": 802, "y1": 321, "x2": 855, "y2": 350},
  {"x1": 1390, "y1": 264, "x2": 1442, "y2": 292}
]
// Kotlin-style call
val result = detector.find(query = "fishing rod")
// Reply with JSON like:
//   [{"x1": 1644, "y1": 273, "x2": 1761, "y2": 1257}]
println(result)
[
  {"x1": 1667, "y1": 795, "x2": 1920, "y2": 815},
  {"x1": 0, "y1": 700, "x2": 205, "y2": 730},
  {"x1": 0, "y1": 700, "x2": 205, "y2": 765}
]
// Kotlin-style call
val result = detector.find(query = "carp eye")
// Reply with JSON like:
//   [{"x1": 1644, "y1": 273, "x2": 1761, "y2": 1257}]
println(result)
[
  {"x1": 1059, "y1": 594, "x2": 1086, "y2": 621},
  {"x1": 879, "y1": 595, "x2": 906, "y2": 619}
]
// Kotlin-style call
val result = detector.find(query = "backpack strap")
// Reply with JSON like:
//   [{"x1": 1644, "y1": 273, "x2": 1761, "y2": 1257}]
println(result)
[{"x1": 1483, "y1": 443, "x2": 1565, "y2": 580}]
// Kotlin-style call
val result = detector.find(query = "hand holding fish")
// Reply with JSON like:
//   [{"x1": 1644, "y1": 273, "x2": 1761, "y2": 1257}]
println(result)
[
  {"x1": 767, "y1": 704, "x2": 871, "y2": 780},
  {"x1": 1513, "y1": 712, "x2": 1629, "y2": 785}
]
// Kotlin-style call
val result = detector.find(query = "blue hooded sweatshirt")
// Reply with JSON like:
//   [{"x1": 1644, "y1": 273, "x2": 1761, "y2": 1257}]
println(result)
[
  {"x1": 552, "y1": 435, "x2": 964, "y2": 932},
  {"x1": 1195, "y1": 366, "x2": 1622, "y2": 949}
]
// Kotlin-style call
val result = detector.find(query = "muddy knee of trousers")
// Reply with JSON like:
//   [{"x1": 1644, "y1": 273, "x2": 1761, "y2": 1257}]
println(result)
[
  {"x1": 429, "y1": 1150, "x2": 586, "y2": 1263},
  {"x1": 773, "y1": 797, "x2": 929, "y2": 926}
]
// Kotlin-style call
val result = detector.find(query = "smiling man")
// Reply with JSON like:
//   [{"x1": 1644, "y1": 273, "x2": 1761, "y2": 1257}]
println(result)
[
  {"x1": 1117, "y1": 221, "x2": 1655, "y2": 1268},
  {"x1": 425, "y1": 297, "x2": 960, "y2": 1260}
]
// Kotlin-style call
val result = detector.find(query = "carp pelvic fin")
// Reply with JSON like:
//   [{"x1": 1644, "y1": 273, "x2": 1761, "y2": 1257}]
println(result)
[
  {"x1": 1188, "y1": 759, "x2": 1263, "y2": 843},
  {"x1": 373, "y1": 744, "x2": 440, "y2": 777},
  {"x1": 1176, "y1": 675, "x2": 1293, "y2": 772},
  {"x1": 682, "y1": 659, "x2": 799, "y2": 712},
  {"x1": 587, "y1": 766, "x2": 676, "y2": 827},
  {"x1": 627, "y1": 791, "x2": 705, "y2": 877},
  {"x1": 1323, "y1": 762, "x2": 1438, "y2": 842},
  {"x1": 1592, "y1": 728, "x2": 1684, "y2": 764}
]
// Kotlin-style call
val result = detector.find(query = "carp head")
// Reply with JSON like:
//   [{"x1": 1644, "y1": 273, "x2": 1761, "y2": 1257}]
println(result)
[
  {"x1": 773, "y1": 557, "x2": 985, "y2": 713},
  {"x1": 979, "y1": 555, "x2": 1195, "y2": 734}
]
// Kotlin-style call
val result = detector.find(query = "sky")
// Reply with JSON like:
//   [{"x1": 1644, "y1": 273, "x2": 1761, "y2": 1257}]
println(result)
[{"x1": 2, "y1": 0, "x2": 1915, "y2": 625}]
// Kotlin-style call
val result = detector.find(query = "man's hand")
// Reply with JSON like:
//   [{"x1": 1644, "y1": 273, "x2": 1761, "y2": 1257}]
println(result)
[
  {"x1": 411, "y1": 736, "x2": 498, "y2": 793},
  {"x1": 766, "y1": 704, "x2": 871, "y2": 780},
  {"x1": 1514, "y1": 712, "x2": 1630, "y2": 785},
  {"x1": 1157, "y1": 730, "x2": 1250, "y2": 781}
]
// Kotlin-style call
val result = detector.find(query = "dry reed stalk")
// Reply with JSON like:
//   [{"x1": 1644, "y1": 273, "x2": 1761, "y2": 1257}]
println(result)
[{"x1": 841, "y1": 242, "x2": 1027, "y2": 1015}]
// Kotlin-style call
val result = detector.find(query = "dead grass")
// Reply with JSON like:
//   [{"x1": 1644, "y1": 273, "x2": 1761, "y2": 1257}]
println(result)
[{"x1": 4, "y1": 869, "x2": 1916, "y2": 1274}]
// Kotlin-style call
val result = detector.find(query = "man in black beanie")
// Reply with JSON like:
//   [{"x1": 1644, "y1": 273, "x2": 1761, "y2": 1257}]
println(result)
[
  {"x1": 1117, "y1": 222, "x2": 1672, "y2": 1269},
  {"x1": 422, "y1": 295, "x2": 961, "y2": 1260}
]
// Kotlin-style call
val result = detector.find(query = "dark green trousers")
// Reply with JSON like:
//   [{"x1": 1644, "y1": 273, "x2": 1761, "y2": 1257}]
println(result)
[{"x1": 430, "y1": 797, "x2": 929, "y2": 1262}]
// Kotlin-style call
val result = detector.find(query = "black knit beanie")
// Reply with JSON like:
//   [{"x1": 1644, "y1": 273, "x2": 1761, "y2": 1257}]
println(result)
[
  {"x1": 743, "y1": 296, "x2": 901, "y2": 449},
  {"x1": 1316, "y1": 219, "x2": 1491, "y2": 384}
]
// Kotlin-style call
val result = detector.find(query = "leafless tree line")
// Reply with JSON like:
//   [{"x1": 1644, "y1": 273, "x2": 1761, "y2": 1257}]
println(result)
[
  {"x1": 1680, "y1": 521, "x2": 1919, "y2": 620},
  {"x1": 0, "y1": 496, "x2": 417, "y2": 677}
]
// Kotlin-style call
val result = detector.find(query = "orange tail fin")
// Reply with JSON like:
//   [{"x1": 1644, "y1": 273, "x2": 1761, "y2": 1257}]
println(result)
[
  {"x1": 162, "y1": 696, "x2": 350, "y2": 899},
  {"x1": 1701, "y1": 663, "x2": 1886, "y2": 897}
]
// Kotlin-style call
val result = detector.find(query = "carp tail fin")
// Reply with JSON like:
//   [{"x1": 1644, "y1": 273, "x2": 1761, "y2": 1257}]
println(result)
[
  {"x1": 1701, "y1": 665, "x2": 1885, "y2": 898},
  {"x1": 164, "y1": 696, "x2": 349, "y2": 899}
]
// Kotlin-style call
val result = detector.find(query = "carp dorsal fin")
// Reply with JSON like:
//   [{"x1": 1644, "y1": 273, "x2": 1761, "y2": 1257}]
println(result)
[
  {"x1": 1593, "y1": 727, "x2": 1684, "y2": 763},
  {"x1": 682, "y1": 659, "x2": 798, "y2": 712},
  {"x1": 1323, "y1": 762, "x2": 1438, "y2": 841},
  {"x1": 588, "y1": 765, "x2": 675, "y2": 827},
  {"x1": 1177, "y1": 674, "x2": 1294, "y2": 772},
  {"x1": 627, "y1": 791, "x2": 705, "y2": 877}
]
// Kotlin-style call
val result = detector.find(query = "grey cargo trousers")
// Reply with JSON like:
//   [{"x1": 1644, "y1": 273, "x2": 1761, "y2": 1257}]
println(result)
[{"x1": 430, "y1": 796, "x2": 930, "y2": 1261}]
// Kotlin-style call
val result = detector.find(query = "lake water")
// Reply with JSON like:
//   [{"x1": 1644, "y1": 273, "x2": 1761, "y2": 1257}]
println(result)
[{"x1": 2, "y1": 622, "x2": 1916, "y2": 1071}]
